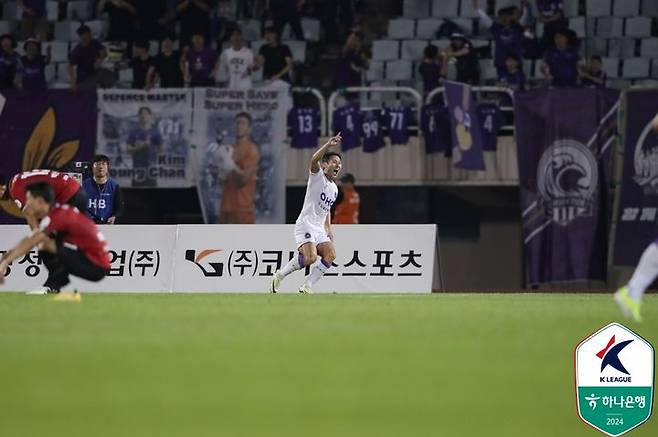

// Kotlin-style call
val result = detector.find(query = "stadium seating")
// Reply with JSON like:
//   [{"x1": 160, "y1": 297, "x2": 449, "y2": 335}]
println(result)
[
  {"x1": 401, "y1": 40, "x2": 427, "y2": 61},
  {"x1": 431, "y1": 0, "x2": 458, "y2": 18},
  {"x1": 612, "y1": 0, "x2": 639, "y2": 17},
  {"x1": 403, "y1": 0, "x2": 431, "y2": 19},
  {"x1": 586, "y1": 0, "x2": 611, "y2": 17}
]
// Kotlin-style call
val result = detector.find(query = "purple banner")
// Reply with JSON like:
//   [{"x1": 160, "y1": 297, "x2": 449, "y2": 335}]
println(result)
[
  {"x1": 0, "y1": 90, "x2": 97, "y2": 223},
  {"x1": 515, "y1": 87, "x2": 620, "y2": 285},
  {"x1": 444, "y1": 81, "x2": 485, "y2": 170},
  {"x1": 613, "y1": 89, "x2": 658, "y2": 265}
]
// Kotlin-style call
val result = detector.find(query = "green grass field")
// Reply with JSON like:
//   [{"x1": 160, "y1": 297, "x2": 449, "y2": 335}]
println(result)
[{"x1": 0, "y1": 293, "x2": 655, "y2": 437}]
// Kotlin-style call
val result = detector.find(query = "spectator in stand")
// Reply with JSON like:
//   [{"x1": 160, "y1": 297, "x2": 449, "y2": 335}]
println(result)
[
  {"x1": 319, "y1": 0, "x2": 354, "y2": 43},
  {"x1": 444, "y1": 33, "x2": 480, "y2": 85},
  {"x1": 0, "y1": 34, "x2": 22, "y2": 89},
  {"x1": 21, "y1": 39, "x2": 50, "y2": 91},
  {"x1": 256, "y1": 27, "x2": 293, "y2": 83},
  {"x1": 418, "y1": 44, "x2": 447, "y2": 95},
  {"x1": 177, "y1": 0, "x2": 212, "y2": 48},
  {"x1": 540, "y1": 28, "x2": 580, "y2": 87},
  {"x1": 498, "y1": 53, "x2": 525, "y2": 91},
  {"x1": 134, "y1": 0, "x2": 168, "y2": 40},
  {"x1": 130, "y1": 40, "x2": 152, "y2": 89},
  {"x1": 68, "y1": 24, "x2": 106, "y2": 90},
  {"x1": 267, "y1": 0, "x2": 305, "y2": 41},
  {"x1": 579, "y1": 56, "x2": 606, "y2": 88},
  {"x1": 334, "y1": 31, "x2": 368, "y2": 89},
  {"x1": 474, "y1": 0, "x2": 528, "y2": 76},
  {"x1": 97, "y1": 0, "x2": 137, "y2": 43},
  {"x1": 333, "y1": 173, "x2": 360, "y2": 224},
  {"x1": 183, "y1": 32, "x2": 219, "y2": 87},
  {"x1": 536, "y1": 0, "x2": 568, "y2": 53},
  {"x1": 219, "y1": 28, "x2": 256, "y2": 89},
  {"x1": 17, "y1": 0, "x2": 48, "y2": 41},
  {"x1": 147, "y1": 35, "x2": 184, "y2": 88}
]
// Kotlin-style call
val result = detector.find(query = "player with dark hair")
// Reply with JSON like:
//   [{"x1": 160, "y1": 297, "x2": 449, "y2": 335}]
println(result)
[
  {"x1": 83, "y1": 154, "x2": 124, "y2": 224},
  {"x1": 270, "y1": 133, "x2": 343, "y2": 294},
  {"x1": 0, "y1": 169, "x2": 87, "y2": 229},
  {"x1": 218, "y1": 112, "x2": 261, "y2": 224},
  {"x1": 0, "y1": 182, "x2": 111, "y2": 297}
]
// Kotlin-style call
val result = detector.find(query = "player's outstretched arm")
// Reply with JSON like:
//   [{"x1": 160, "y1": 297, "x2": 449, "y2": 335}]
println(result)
[
  {"x1": 0, "y1": 231, "x2": 47, "y2": 285},
  {"x1": 310, "y1": 133, "x2": 342, "y2": 173}
]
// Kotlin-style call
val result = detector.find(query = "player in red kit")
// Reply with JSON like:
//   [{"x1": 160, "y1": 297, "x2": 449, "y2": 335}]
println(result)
[
  {"x1": 0, "y1": 169, "x2": 87, "y2": 228},
  {"x1": 0, "y1": 182, "x2": 110, "y2": 296}
]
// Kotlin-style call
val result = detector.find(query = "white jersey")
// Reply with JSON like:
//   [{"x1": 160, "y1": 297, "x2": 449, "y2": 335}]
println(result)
[
  {"x1": 220, "y1": 46, "x2": 254, "y2": 89},
  {"x1": 296, "y1": 170, "x2": 338, "y2": 228}
]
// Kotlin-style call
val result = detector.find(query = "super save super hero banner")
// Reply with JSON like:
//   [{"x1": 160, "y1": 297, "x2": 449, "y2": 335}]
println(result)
[
  {"x1": 0, "y1": 90, "x2": 97, "y2": 224},
  {"x1": 612, "y1": 89, "x2": 658, "y2": 266},
  {"x1": 192, "y1": 85, "x2": 291, "y2": 224},
  {"x1": 96, "y1": 89, "x2": 194, "y2": 188},
  {"x1": 515, "y1": 87, "x2": 620, "y2": 285}
]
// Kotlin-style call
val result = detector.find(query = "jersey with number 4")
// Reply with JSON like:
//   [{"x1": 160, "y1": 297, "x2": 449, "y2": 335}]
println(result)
[
  {"x1": 296, "y1": 170, "x2": 338, "y2": 229},
  {"x1": 476, "y1": 102, "x2": 504, "y2": 151},
  {"x1": 361, "y1": 109, "x2": 385, "y2": 153},
  {"x1": 288, "y1": 107, "x2": 319, "y2": 149},
  {"x1": 332, "y1": 103, "x2": 360, "y2": 151},
  {"x1": 10, "y1": 170, "x2": 80, "y2": 209}
]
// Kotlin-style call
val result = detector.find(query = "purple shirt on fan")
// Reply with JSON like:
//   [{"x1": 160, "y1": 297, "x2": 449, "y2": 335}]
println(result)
[
  {"x1": 69, "y1": 39, "x2": 104, "y2": 84},
  {"x1": 332, "y1": 103, "x2": 361, "y2": 151},
  {"x1": 22, "y1": 0, "x2": 47, "y2": 17},
  {"x1": 288, "y1": 107, "x2": 319, "y2": 149},
  {"x1": 361, "y1": 109, "x2": 385, "y2": 153},
  {"x1": 544, "y1": 47, "x2": 580, "y2": 86},
  {"x1": 334, "y1": 50, "x2": 364, "y2": 88},
  {"x1": 186, "y1": 47, "x2": 218, "y2": 86},
  {"x1": 491, "y1": 22, "x2": 525, "y2": 68},
  {"x1": 498, "y1": 68, "x2": 526, "y2": 91},
  {"x1": 20, "y1": 55, "x2": 47, "y2": 90},
  {"x1": 418, "y1": 61, "x2": 442, "y2": 94}
]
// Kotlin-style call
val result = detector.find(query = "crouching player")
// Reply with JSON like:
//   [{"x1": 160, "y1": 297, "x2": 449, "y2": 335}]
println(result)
[
  {"x1": 270, "y1": 133, "x2": 342, "y2": 293},
  {"x1": 0, "y1": 182, "x2": 111, "y2": 296}
]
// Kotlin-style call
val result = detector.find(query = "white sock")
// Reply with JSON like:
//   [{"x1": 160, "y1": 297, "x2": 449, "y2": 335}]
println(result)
[
  {"x1": 280, "y1": 253, "x2": 304, "y2": 278},
  {"x1": 304, "y1": 258, "x2": 331, "y2": 287},
  {"x1": 627, "y1": 242, "x2": 658, "y2": 301}
]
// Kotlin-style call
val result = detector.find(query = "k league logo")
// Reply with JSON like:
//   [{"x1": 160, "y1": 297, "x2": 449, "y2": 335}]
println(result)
[
  {"x1": 537, "y1": 139, "x2": 598, "y2": 226},
  {"x1": 575, "y1": 322, "x2": 654, "y2": 436},
  {"x1": 632, "y1": 118, "x2": 658, "y2": 194}
]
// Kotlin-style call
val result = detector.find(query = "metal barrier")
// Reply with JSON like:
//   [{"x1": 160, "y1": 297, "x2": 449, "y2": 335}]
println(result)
[
  {"x1": 292, "y1": 86, "x2": 327, "y2": 136},
  {"x1": 327, "y1": 86, "x2": 424, "y2": 135}
]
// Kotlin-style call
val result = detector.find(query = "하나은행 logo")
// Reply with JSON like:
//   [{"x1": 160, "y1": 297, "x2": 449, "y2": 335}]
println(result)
[{"x1": 575, "y1": 322, "x2": 654, "y2": 436}]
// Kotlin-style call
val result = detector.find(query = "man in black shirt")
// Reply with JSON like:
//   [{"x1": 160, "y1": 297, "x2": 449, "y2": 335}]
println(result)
[
  {"x1": 176, "y1": 0, "x2": 211, "y2": 48},
  {"x1": 146, "y1": 36, "x2": 184, "y2": 88},
  {"x1": 129, "y1": 40, "x2": 151, "y2": 89},
  {"x1": 97, "y1": 0, "x2": 137, "y2": 43},
  {"x1": 267, "y1": 0, "x2": 304, "y2": 41},
  {"x1": 256, "y1": 27, "x2": 294, "y2": 83}
]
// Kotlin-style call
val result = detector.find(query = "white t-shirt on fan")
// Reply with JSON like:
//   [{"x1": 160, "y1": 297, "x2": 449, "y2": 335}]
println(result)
[{"x1": 220, "y1": 46, "x2": 254, "y2": 89}]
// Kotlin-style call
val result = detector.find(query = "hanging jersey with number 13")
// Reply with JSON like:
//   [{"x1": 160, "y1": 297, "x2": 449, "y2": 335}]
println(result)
[{"x1": 288, "y1": 107, "x2": 319, "y2": 149}]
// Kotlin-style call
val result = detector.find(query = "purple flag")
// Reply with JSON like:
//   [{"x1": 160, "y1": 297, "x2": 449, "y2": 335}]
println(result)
[
  {"x1": 0, "y1": 90, "x2": 97, "y2": 223},
  {"x1": 515, "y1": 87, "x2": 620, "y2": 285},
  {"x1": 444, "y1": 81, "x2": 485, "y2": 170},
  {"x1": 613, "y1": 89, "x2": 658, "y2": 265}
]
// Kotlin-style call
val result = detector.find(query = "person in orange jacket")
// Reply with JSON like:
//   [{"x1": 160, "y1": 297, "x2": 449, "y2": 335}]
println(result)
[{"x1": 333, "y1": 173, "x2": 359, "y2": 224}]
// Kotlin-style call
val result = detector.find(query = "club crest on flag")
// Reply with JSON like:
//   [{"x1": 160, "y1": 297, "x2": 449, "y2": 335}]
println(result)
[
  {"x1": 575, "y1": 322, "x2": 654, "y2": 436},
  {"x1": 632, "y1": 118, "x2": 658, "y2": 194},
  {"x1": 537, "y1": 139, "x2": 598, "y2": 226}
]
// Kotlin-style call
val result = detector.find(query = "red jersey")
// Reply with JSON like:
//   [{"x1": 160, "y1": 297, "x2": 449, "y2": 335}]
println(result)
[
  {"x1": 10, "y1": 170, "x2": 80, "y2": 209},
  {"x1": 333, "y1": 187, "x2": 360, "y2": 224},
  {"x1": 39, "y1": 204, "x2": 111, "y2": 270}
]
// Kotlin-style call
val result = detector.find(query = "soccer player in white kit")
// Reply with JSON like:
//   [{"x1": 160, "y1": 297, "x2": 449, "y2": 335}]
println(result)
[
  {"x1": 614, "y1": 112, "x2": 658, "y2": 322},
  {"x1": 270, "y1": 133, "x2": 343, "y2": 293}
]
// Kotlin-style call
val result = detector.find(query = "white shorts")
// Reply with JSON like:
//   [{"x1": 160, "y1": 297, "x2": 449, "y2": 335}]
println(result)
[{"x1": 294, "y1": 222, "x2": 331, "y2": 248}]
